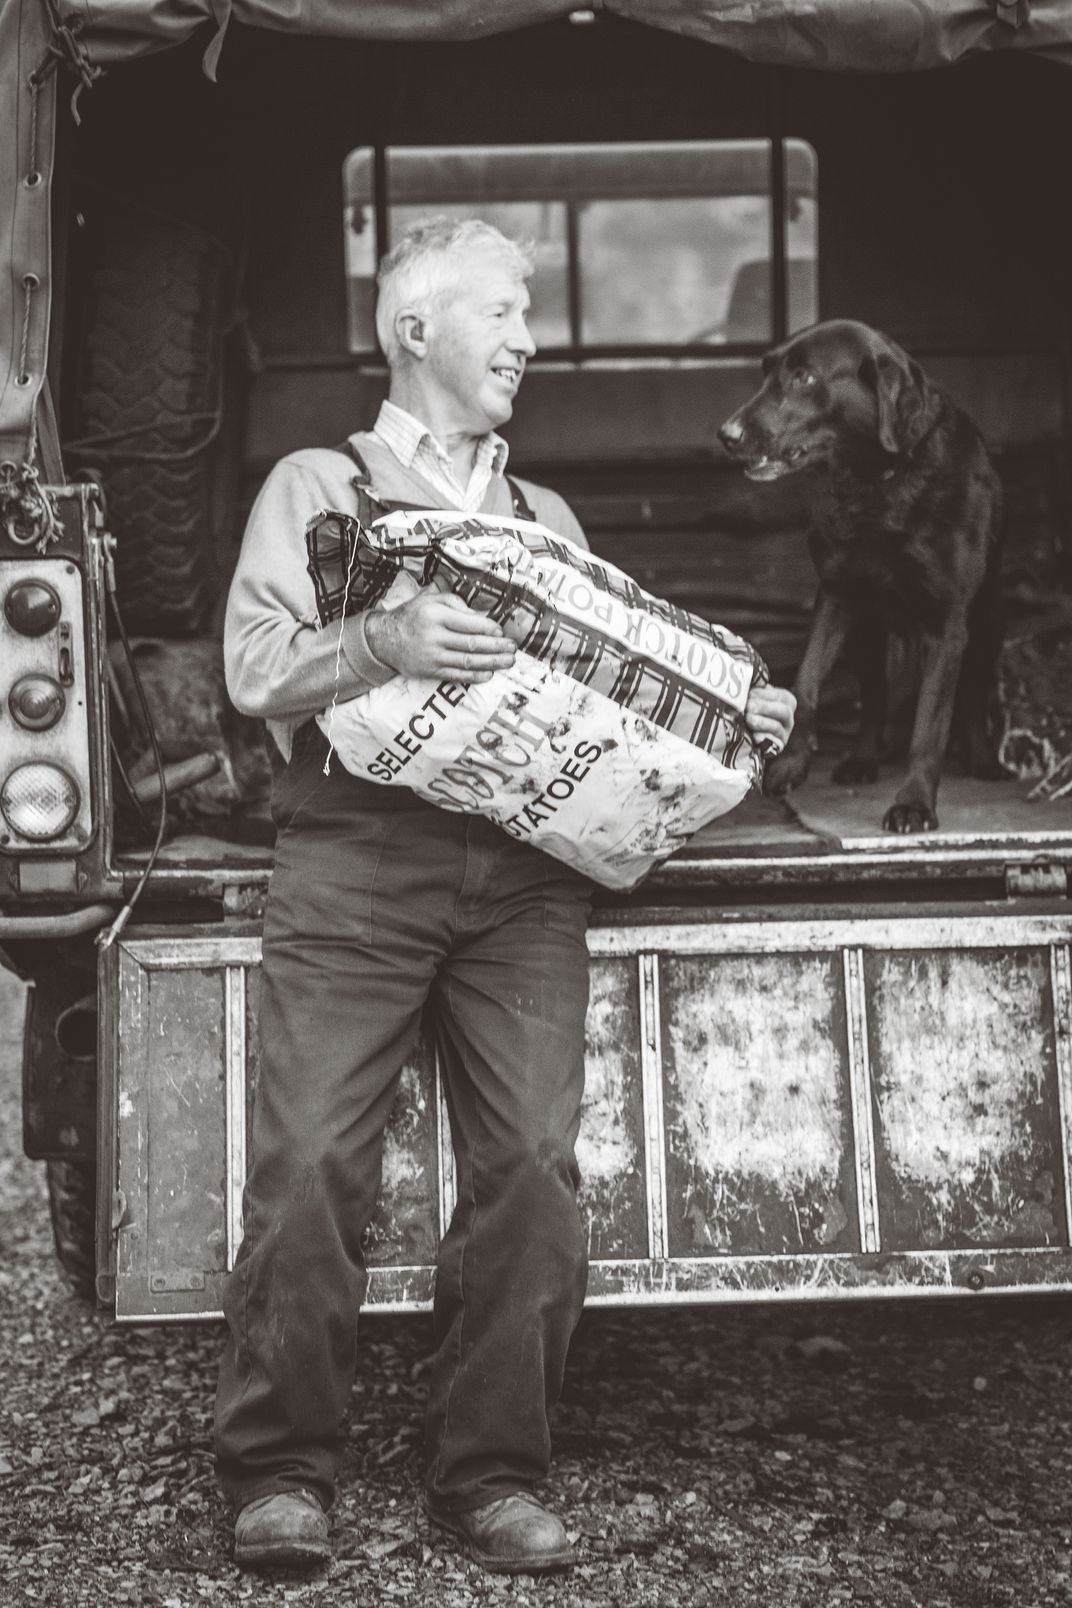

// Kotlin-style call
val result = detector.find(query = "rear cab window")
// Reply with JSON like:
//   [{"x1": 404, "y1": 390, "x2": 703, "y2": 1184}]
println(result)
[{"x1": 343, "y1": 139, "x2": 818, "y2": 356}]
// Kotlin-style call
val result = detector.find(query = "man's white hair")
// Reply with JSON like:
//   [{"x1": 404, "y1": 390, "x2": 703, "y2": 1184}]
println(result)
[{"x1": 375, "y1": 215, "x2": 534, "y2": 363}]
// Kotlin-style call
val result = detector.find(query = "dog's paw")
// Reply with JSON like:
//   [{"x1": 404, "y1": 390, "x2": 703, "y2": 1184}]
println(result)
[
  {"x1": 763, "y1": 748, "x2": 812, "y2": 797},
  {"x1": 882, "y1": 800, "x2": 937, "y2": 833},
  {"x1": 832, "y1": 755, "x2": 879, "y2": 786}
]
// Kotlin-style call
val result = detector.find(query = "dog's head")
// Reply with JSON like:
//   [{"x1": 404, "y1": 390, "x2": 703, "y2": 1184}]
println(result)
[{"x1": 718, "y1": 320, "x2": 942, "y2": 481}]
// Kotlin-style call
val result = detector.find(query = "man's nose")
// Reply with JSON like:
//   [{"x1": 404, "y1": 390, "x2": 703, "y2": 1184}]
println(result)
[
  {"x1": 508, "y1": 316, "x2": 537, "y2": 359},
  {"x1": 718, "y1": 415, "x2": 746, "y2": 453}
]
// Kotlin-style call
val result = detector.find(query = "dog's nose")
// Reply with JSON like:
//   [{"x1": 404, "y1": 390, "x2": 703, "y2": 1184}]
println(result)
[{"x1": 718, "y1": 417, "x2": 745, "y2": 451}]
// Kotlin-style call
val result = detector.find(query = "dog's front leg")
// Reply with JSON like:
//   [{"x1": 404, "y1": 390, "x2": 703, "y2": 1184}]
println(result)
[
  {"x1": 765, "y1": 588, "x2": 853, "y2": 797},
  {"x1": 884, "y1": 612, "x2": 969, "y2": 833},
  {"x1": 833, "y1": 616, "x2": 888, "y2": 785}
]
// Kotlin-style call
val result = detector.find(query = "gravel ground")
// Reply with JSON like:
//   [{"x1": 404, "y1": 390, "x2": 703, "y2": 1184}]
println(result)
[{"x1": 3, "y1": 964, "x2": 1072, "y2": 1607}]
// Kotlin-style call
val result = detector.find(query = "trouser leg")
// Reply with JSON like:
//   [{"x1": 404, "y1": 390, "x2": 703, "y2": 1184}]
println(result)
[
  {"x1": 215, "y1": 795, "x2": 436, "y2": 1513},
  {"x1": 425, "y1": 837, "x2": 592, "y2": 1512}
]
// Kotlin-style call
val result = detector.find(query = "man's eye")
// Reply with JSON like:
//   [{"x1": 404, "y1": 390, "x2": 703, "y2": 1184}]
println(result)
[{"x1": 791, "y1": 369, "x2": 817, "y2": 389}]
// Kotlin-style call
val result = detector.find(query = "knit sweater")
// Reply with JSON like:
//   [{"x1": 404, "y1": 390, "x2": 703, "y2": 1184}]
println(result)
[{"x1": 223, "y1": 431, "x2": 588, "y2": 759}]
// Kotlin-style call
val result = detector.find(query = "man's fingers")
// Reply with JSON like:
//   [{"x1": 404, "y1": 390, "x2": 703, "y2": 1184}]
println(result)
[
  {"x1": 748, "y1": 687, "x2": 796, "y2": 716},
  {"x1": 440, "y1": 647, "x2": 516, "y2": 671},
  {"x1": 434, "y1": 595, "x2": 505, "y2": 635},
  {"x1": 448, "y1": 633, "x2": 515, "y2": 655},
  {"x1": 441, "y1": 616, "x2": 508, "y2": 640},
  {"x1": 745, "y1": 684, "x2": 796, "y2": 748}
]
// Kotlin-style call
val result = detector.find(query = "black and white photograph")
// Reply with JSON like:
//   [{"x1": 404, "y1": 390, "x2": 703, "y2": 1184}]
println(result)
[{"x1": 1, "y1": 2, "x2": 1072, "y2": 1603}]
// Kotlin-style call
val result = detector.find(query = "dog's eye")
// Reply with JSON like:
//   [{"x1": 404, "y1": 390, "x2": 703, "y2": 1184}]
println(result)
[{"x1": 789, "y1": 369, "x2": 817, "y2": 390}]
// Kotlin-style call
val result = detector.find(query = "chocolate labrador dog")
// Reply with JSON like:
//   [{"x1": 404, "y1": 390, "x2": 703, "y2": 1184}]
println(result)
[{"x1": 718, "y1": 319, "x2": 1004, "y2": 832}]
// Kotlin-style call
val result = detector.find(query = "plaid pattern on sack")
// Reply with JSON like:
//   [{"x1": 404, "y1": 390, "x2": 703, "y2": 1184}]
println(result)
[
  {"x1": 306, "y1": 507, "x2": 767, "y2": 760},
  {"x1": 304, "y1": 508, "x2": 426, "y2": 624}
]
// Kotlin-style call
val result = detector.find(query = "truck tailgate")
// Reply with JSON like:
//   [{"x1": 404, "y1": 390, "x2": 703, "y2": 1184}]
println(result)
[{"x1": 100, "y1": 908, "x2": 1072, "y2": 1320}]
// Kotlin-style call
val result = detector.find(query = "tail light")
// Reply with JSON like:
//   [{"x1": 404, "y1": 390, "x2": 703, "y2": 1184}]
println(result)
[
  {"x1": 5, "y1": 578, "x2": 61, "y2": 636},
  {"x1": 10, "y1": 674, "x2": 66, "y2": 730},
  {"x1": 0, "y1": 557, "x2": 94, "y2": 853},
  {"x1": 1, "y1": 762, "x2": 80, "y2": 841}
]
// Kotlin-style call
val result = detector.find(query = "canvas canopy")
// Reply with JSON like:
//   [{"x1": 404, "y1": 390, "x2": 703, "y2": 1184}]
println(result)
[
  {"x1": 3, "y1": 0, "x2": 1072, "y2": 469},
  {"x1": 54, "y1": 0, "x2": 1072, "y2": 70}
]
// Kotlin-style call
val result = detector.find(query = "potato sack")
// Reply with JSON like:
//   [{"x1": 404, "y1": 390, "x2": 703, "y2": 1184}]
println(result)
[{"x1": 307, "y1": 509, "x2": 768, "y2": 890}]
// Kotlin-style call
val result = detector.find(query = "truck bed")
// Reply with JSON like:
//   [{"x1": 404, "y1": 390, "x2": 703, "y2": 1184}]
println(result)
[{"x1": 117, "y1": 753, "x2": 1071, "y2": 874}]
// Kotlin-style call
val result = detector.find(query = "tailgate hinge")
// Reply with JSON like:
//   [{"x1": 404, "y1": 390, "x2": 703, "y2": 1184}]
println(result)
[{"x1": 1005, "y1": 863, "x2": 1069, "y2": 899}]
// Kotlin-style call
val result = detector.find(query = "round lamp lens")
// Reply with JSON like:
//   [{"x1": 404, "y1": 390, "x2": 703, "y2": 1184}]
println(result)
[
  {"x1": 4, "y1": 579, "x2": 61, "y2": 637},
  {"x1": 9, "y1": 674, "x2": 65, "y2": 731},
  {"x1": 1, "y1": 763, "x2": 79, "y2": 841}
]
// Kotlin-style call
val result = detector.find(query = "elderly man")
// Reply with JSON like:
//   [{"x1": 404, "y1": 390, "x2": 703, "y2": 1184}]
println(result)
[{"x1": 215, "y1": 216, "x2": 795, "y2": 1576}]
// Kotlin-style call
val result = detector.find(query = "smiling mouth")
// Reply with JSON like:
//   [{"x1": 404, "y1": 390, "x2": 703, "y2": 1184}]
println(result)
[
  {"x1": 491, "y1": 366, "x2": 521, "y2": 386},
  {"x1": 744, "y1": 445, "x2": 808, "y2": 481}
]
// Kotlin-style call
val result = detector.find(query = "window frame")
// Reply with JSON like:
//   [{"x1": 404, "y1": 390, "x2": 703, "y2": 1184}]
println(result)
[{"x1": 343, "y1": 138, "x2": 817, "y2": 362}]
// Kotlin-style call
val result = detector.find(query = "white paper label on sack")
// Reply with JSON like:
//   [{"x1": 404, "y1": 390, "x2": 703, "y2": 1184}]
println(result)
[{"x1": 313, "y1": 509, "x2": 766, "y2": 890}]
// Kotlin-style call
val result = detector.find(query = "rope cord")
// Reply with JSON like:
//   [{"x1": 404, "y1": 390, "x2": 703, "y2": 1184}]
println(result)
[
  {"x1": 39, "y1": 0, "x2": 104, "y2": 123},
  {"x1": 17, "y1": 274, "x2": 36, "y2": 387},
  {"x1": 27, "y1": 68, "x2": 42, "y2": 184},
  {"x1": 97, "y1": 539, "x2": 169, "y2": 950}
]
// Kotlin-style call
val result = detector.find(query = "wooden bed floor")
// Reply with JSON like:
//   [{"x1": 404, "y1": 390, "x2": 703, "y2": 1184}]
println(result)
[
  {"x1": 120, "y1": 752, "x2": 1072, "y2": 870},
  {"x1": 689, "y1": 753, "x2": 1072, "y2": 855}
]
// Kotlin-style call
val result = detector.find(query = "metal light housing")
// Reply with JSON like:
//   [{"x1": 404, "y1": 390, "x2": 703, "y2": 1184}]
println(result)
[
  {"x1": 4, "y1": 577, "x2": 61, "y2": 636},
  {"x1": 1, "y1": 761, "x2": 81, "y2": 842},
  {"x1": 9, "y1": 673, "x2": 66, "y2": 731}
]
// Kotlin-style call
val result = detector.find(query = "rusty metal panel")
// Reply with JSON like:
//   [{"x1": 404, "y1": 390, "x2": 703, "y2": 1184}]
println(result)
[
  {"x1": 112, "y1": 934, "x2": 442, "y2": 1319},
  {"x1": 577, "y1": 957, "x2": 648, "y2": 1260},
  {"x1": 659, "y1": 951, "x2": 859, "y2": 1258},
  {"x1": 865, "y1": 946, "x2": 1065, "y2": 1251},
  {"x1": 364, "y1": 1041, "x2": 440, "y2": 1269},
  {"x1": 583, "y1": 1246, "x2": 1072, "y2": 1304},
  {"x1": 114, "y1": 945, "x2": 232, "y2": 1318},
  {"x1": 590, "y1": 913, "x2": 1072, "y2": 957}
]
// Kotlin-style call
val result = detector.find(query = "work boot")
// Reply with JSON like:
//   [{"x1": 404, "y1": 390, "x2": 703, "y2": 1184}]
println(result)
[
  {"x1": 233, "y1": 1487, "x2": 330, "y2": 1570},
  {"x1": 429, "y1": 1491, "x2": 575, "y2": 1573}
]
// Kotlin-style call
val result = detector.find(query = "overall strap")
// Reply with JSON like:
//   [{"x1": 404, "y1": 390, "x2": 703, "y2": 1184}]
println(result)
[
  {"x1": 506, "y1": 475, "x2": 536, "y2": 522},
  {"x1": 333, "y1": 439, "x2": 435, "y2": 520},
  {"x1": 334, "y1": 438, "x2": 372, "y2": 483},
  {"x1": 333, "y1": 439, "x2": 386, "y2": 526}
]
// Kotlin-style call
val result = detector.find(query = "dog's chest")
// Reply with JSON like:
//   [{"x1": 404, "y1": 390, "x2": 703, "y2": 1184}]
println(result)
[
  {"x1": 808, "y1": 485, "x2": 949, "y2": 622},
  {"x1": 810, "y1": 529, "x2": 958, "y2": 637}
]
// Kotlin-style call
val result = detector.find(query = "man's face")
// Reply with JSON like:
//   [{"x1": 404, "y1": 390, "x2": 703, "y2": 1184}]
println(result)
[{"x1": 423, "y1": 249, "x2": 537, "y2": 435}]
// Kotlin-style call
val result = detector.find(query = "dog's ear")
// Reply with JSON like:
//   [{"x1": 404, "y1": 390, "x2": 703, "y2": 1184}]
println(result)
[{"x1": 860, "y1": 341, "x2": 941, "y2": 456}]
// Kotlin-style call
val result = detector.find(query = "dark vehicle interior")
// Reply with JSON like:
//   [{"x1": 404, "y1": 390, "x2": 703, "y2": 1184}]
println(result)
[{"x1": 53, "y1": 17, "x2": 1072, "y2": 873}]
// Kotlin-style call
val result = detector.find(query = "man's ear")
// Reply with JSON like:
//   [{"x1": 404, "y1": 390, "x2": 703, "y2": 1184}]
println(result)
[{"x1": 396, "y1": 309, "x2": 428, "y2": 357}]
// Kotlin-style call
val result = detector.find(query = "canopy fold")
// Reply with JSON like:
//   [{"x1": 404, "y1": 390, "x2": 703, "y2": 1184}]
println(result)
[{"x1": 58, "y1": 0, "x2": 1072, "y2": 70}]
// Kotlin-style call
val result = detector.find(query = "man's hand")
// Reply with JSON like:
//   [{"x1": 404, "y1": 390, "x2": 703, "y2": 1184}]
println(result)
[
  {"x1": 366, "y1": 591, "x2": 516, "y2": 683},
  {"x1": 745, "y1": 683, "x2": 796, "y2": 755}
]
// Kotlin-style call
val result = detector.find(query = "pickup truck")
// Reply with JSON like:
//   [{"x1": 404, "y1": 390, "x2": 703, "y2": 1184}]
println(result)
[{"x1": 1, "y1": 0, "x2": 1070, "y2": 1321}]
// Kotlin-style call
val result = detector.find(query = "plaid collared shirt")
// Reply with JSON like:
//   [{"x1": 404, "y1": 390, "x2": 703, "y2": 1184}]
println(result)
[{"x1": 371, "y1": 400, "x2": 510, "y2": 514}]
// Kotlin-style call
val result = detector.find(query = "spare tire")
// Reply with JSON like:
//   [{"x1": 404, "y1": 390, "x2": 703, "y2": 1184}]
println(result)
[
  {"x1": 46, "y1": 1157, "x2": 97, "y2": 1299},
  {"x1": 69, "y1": 208, "x2": 246, "y2": 637}
]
